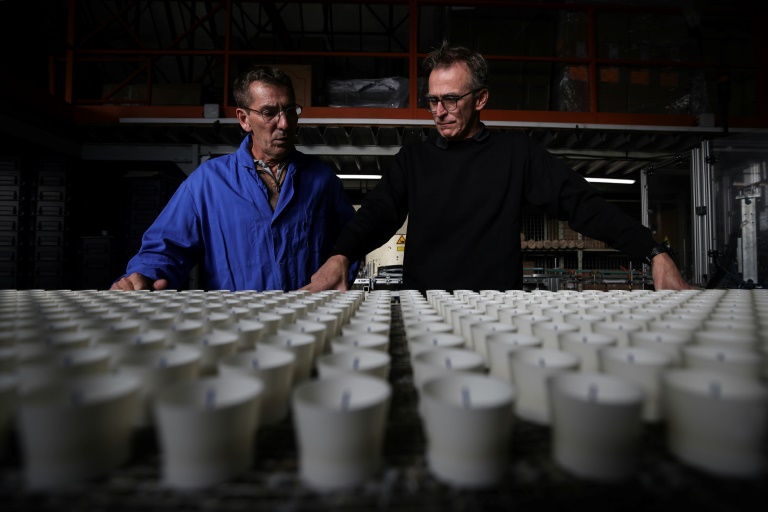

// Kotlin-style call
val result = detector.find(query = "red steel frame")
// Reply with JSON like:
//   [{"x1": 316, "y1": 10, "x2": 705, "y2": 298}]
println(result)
[{"x1": 57, "y1": 0, "x2": 767, "y2": 129}]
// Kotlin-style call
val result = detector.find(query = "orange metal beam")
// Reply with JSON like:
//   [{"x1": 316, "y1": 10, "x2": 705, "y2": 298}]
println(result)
[{"x1": 59, "y1": 0, "x2": 767, "y2": 130}]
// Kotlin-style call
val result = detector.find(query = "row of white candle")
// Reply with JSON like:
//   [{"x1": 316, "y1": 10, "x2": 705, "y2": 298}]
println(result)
[
  {"x1": 0, "y1": 288, "x2": 399, "y2": 491},
  {"x1": 396, "y1": 288, "x2": 768, "y2": 484},
  {"x1": 2, "y1": 287, "x2": 767, "y2": 491}
]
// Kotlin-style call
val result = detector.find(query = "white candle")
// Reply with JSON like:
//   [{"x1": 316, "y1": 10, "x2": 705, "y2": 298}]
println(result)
[
  {"x1": 549, "y1": 372, "x2": 644, "y2": 481},
  {"x1": 419, "y1": 373, "x2": 515, "y2": 488},
  {"x1": 291, "y1": 374, "x2": 391, "y2": 491},
  {"x1": 153, "y1": 375, "x2": 263, "y2": 489},
  {"x1": 662, "y1": 369, "x2": 768, "y2": 477}
]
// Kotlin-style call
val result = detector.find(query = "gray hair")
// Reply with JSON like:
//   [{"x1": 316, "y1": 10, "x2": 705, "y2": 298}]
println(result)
[
  {"x1": 422, "y1": 41, "x2": 488, "y2": 91},
  {"x1": 232, "y1": 65, "x2": 296, "y2": 108}
]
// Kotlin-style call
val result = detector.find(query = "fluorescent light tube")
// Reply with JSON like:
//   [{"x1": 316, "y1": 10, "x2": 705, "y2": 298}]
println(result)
[
  {"x1": 585, "y1": 178, "x2": 636, "y2": 185},
  {"x1": 338, "y1": 174, "x2": 383, "y2": 180}
]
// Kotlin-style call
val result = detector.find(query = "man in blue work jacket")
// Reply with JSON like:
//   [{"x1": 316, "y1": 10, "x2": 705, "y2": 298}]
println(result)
[{"x1": 111, "y1": 65, "x2": 358, "y2": 291}]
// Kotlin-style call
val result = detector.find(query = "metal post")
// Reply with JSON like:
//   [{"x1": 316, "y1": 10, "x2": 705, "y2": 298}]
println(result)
[{"x1": 691, "y1": 141, "x2": 714, "y2": 286}]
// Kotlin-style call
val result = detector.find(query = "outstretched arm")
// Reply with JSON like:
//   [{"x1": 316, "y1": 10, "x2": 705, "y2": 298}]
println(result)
[{"x1": 301, "y1": 255, "x2": 350, "y2": 292}]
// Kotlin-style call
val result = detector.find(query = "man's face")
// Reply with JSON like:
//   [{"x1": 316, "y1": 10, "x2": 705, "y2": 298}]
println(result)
[
  {"x1": 426, "y1": 62, "x2": 487, "y2": 141},
  {"x1": 236, "y1": 82, "x2": 298, "y2": 164}
]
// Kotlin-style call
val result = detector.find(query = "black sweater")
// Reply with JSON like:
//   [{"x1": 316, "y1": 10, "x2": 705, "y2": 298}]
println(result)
[{"x1": 333, "y1": 127, "x2": 658, "y2": 291}]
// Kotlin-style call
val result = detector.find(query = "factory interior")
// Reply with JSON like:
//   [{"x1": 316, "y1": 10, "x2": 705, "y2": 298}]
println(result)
[{"x1": 0, "y1": 1, "x2": 767, "y2": 510}]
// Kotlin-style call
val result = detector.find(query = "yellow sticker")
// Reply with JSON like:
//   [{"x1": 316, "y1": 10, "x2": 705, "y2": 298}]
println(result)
[{"x1": 396, "y1": 235, "x2": 406, "y2": 245}]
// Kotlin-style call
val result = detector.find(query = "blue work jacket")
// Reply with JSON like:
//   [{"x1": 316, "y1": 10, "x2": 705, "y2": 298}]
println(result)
[{"x1": 120, "y1": 135, "x2": 358, "y2": 291}]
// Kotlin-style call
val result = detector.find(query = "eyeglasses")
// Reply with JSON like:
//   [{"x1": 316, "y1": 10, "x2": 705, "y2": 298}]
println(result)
[
  {"x1": 424, "y1": 88, "x2": 480, "y2": 113},
  {"x1": 242, "y1": 104, "x2": 302, "y2": 123}
]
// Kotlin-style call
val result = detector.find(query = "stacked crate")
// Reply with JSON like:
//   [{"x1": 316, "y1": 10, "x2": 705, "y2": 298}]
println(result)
[
  {"x1": 120, "y1": 171, "x2": 184, "y2": 269},
  {"x1": 78, "y1": 235, "x2": 116, "y2": 290},
  {"x1": 0, "y1": 158, "x2": 26, "y2": 288},
  {"x1": 29, "y1": 161, "x2": 70, "y2": 289}
]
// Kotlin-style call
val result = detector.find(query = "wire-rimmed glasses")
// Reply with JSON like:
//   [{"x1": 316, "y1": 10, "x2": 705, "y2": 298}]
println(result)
[{"x1": 242, "y1": 104, "x2": 303, "y2": 123}]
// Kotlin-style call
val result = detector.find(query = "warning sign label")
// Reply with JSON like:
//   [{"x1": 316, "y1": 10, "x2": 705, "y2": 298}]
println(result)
[{"x1": 396, "y1": 235, "x2": 406, "y2": 245}]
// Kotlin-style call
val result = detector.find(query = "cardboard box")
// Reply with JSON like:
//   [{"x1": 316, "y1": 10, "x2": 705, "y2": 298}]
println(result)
[{"x1": 278, "y1": 65, "x2": 312, "y2": 107}]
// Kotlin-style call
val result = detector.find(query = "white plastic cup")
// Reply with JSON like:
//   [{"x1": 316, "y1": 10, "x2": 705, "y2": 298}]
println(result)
[
  {"x1": 281, "y1": 320, "x2": 328, "y2": 363},
  {"x1": 420, "y1": 373, "x2": 515, "y2": 488},
  {"x1": 314, "y1": 307, "x2": 345, "y2": 338},
  {"x1": 271, "y1": 306, "x2": 298, "y2": 326},
  {"x1": 348, "y1": 315, "x2": 391, "y2": 337},
  {"x1": 101, "y1": 330, "x2": 168, "y2": 368},
  {"x1": 539, "y1": 305, "x2": 579, "y2": 323},
  {"x1": 449, "y1": 307, "x2": 483, "y2": 336},
  {"x1": 37, "y1": 331, "x2": 93, "y2": 351},
  {"x1": 154, "y1": 375, "x2": 264, "y2": 489},
  {"x1": 138, "y1": 311, "x2": 179, "y2": 331},
  {"x1": 506, "y1": 313, "x2": 553, "y2": 336},
  {"x1": 316, "y1": 348, "x2": 391, "y2": 381},
  {"x1": 646, "y1": 320, "x2": 697, "y2": 343},
  {"x1": 331, "y1": 332, "x2": 389, "y2": 354},
  {"x1": 0, "y1": 374, "x2": 18, "y2": 461},
  {"x1": 178, "y1": 329, "x2": 240, "y2": 375},
  {"x1": 485, "y1": 332, "x2": 543, "y2": 382},
  {"x1": 662, "y1": 369, "x2": 768, "y2": 477},
  {"x1": 405, "y1": 321, "x2": 454, "y2": 341},
  {"x1": 115, "y1": 345, "x2": 202, "y2": 427},
  {"x1": 692, "y1": 330, "x2": 759, "y2": 352},
  {"x1": 218, "y1": 345, "x2": 296, "y2": 425},
  {"x1": 510, "y1": 347, "x2": 579, "y2": 425},
  {"x1": 165, "y1": 319, "x2": 206, "y2": 345},
  {"x1": 530, "y1": 321, "x2": 580, "y2": 350},
  {"x1": 252, "y1": 312, "x2": 283, "y2": 336},
  {"x1": 681, "y1": 345, "x2": 764, "y2": 382},
  {"x1": 468, "y1": 321, "x2": 517, "y2": 367},
  {"x1": 341, "y1": 320, "x2": 391, "y2": 341},
  {"x1": 411, "y1": 347, "x2": 486, "y2": 392},
  {"x1": 563, "y1": 312, "x2": 607, "y2": 333},
  {"x1": 457, "y1": 314, "x2": 495, "y2": 348},
  {"x1": 629, "y1": 330, "x2": 691, "y2": 365},
  {"x1": 292, "y1": 374, "x2": 391, "y2": 491},
  {"x1": 16, "y1": 346, "x2": 113, "y2": 392},
  {"x1": 593, "y1": 321, "x2": 643, "y2": 348},
  {"x1": 260, "y1": 330, "x2": 316, "y2": 385},
  {"x1": 612, "y1": 312, "x2": 655, "y2": 331},
  {"x1": 559, "y1": 331, "x2": 617, "y2": 373},
  {"x1": 229, "y1": 319, "x2": 268, "y2": 351},
  {"x1": 549, "y1": 372, "x2": 644, "y2": 481},
  {"x1": 17, "y1": 374, "x2": 141, "y2": 490},
  {"x1": 408, "y1": 332, "x2": 466, "y2": 363},
  {"x1": 299, "y1": 313, "x2": 340, "y2": 354},
  {"x1": 599, "y1": 346, "x2": 673, "y2": 422}
]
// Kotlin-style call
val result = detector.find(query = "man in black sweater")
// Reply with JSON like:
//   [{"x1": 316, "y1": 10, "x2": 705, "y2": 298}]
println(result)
[{"x1": 301, "y1": 42, "x2": 693, "y2": 293}]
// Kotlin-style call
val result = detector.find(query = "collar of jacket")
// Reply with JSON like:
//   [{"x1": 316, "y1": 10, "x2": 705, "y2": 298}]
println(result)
[{"x1": 435, "y1": 122, "x2": 489, "y2": 149}]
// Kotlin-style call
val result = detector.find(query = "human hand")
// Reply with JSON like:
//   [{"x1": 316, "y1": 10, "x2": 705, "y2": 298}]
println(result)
[
  {"x1": 300, "y1": 255, "x2": 350, "y2": 293},
  {"x1": 109, "y1": 272, "x2": 169, "y2": 291},
  {"x1": 650, "y1": 253, "x2": 699, "y2": 290}
]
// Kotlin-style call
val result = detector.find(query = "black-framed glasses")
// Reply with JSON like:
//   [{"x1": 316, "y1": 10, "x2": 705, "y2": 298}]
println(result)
[
  {"x1": 424, "y1": 88, "x2": 480, "y2": 113},
  {"x1": 242, "y1": 104, "x2": 302, "y2": 123}
]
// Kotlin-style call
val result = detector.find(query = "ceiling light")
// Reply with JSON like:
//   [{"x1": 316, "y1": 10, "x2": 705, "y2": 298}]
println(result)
[
  {"x1": 338, "y1": 174, "x2": 382, "y2": 180},
  {"x1": 585, "y1": 178, "x2": 636, "y2": 185},
  {"x1": 336, "y1": 174, "x2": 635, "y2": 185}
]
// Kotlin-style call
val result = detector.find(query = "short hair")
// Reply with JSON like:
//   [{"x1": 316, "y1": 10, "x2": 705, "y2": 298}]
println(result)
[
  {"x1": 232, "y1": 65, "x2": 296, "y2": 108},
  {"x1": 422, "y1": 41, "x2": 488, "y2": 91}
]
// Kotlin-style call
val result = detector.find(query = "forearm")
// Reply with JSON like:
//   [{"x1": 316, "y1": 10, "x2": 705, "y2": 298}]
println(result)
[{"x1": 649, "y1": 252, "x2": 696, "y2": 290}]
